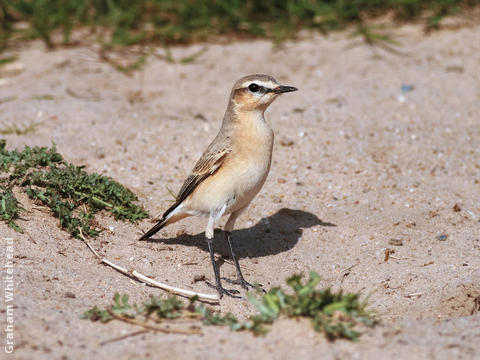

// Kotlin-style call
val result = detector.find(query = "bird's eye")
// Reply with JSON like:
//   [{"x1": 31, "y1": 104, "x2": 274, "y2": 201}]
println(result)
[{"x1": 248, "y1": 83, "x2": 259, "y2": 92}]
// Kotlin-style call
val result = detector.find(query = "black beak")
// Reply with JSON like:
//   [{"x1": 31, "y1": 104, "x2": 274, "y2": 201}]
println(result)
[{"x1": 273, "y1": 85, "x2": 298, "y2": 94}]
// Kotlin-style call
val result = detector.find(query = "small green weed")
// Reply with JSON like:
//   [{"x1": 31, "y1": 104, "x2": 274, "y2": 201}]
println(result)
[
  {"x1": 0, "y1": 56, "x2": 17, "y2": 66},
  {"x1": 0, "y1": 121, "x2": 42, "y2": 135},
  {"x1": 82, "y1": 272, "x2": 377, "y2": 341},
  {"x1": 0, "y1": 140, "x2": 148, "y2": 237},
  {"x1": 0, "y1": 188, "x2": 24, "y2": 233},
  {"x1": 0, "y1": 96, "x2": 18, "y2": 105},
  {"x1": 30, "y1": 95, "x2": 55, "y2": 100},
  {"x1": 0, "y1": 1, "x2": 477, "y2": 49}
]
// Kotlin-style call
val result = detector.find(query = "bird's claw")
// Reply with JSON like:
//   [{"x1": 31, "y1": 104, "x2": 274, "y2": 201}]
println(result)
[
  {"x1": 206, "y1": 282, "x2": 241, "y2": 298},
  {"x1": 222, "y1": 277, "x2": 265, "y2": 292}
]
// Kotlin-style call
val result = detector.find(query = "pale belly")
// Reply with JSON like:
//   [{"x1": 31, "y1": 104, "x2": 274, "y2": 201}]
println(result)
[
  {"x1": 185, "y1": 152, "x2": 272, "y2": 216},
  {"x1": 184, "y1": 115, "x2": 274, "y2": 217},
  {"x1": 186, "y1": 142, "x2": 273, "y2": 216},
  {"x1": 226, "y1": 157, "x2": 271, "y2": 213}
]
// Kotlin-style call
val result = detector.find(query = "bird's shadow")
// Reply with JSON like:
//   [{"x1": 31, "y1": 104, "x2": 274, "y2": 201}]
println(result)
[{"x1": 143, "y1": 208, "x2": 336, "y2": 259}]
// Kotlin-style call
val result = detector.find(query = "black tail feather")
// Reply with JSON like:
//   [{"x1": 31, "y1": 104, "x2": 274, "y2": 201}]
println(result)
[
  {"x1": 139, "y1": 217, "x2": 167, "y2": 240},
  {"x1": 140, "y1": 199, "x2": 183, "y2": 240}
]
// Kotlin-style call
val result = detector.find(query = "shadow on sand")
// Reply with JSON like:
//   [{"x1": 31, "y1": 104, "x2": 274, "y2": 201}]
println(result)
[{"x1": 143, "y1": 208, "x2": 335, "y2": 259}]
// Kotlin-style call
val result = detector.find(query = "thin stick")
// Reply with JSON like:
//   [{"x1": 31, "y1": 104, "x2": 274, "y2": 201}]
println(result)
[
  {"x1": 78, "y1": 227, "x2": 220, "y2": 302},
  {"x1": 106, "y1": 309, "x2": 202, "y2": 335},
  {"x1": 341, "y1": 262, "x2": 359, "y2": 273},
  {"x1": 79, "y1": 228, "x2": 102, "y2": 258},
  {"x1": 100, "y1": 330, "x2": 149, "y2": 346},
  {"x1": 405, "y1": 292, "x2": 422, "y2": 298},
  {"x1": 389, "y1": 255, "x2": 408, "y2": 260},
  {"x1": 102, "y1": 258, "x2": 219, "y2": 301}
]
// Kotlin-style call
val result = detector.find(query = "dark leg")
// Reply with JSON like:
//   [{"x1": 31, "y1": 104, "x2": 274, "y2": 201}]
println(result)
[
  {"x1": 206, "y1": 238, "x2": 240, "y2": 298},
  {"x1": 223, "y1": 231, "x2": 257, "y2": 291}
]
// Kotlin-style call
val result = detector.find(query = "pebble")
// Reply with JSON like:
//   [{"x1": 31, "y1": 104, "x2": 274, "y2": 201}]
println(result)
[
  {"x1": 280, "y1": 137, "x2": 295, "y2": 147},
  {"x1": 388, "y1": 238, "x2": 404, "y2": 246},
  {"x1": 401, "y1": 84, "x2": 414, "y2": 93},
  {"x1": 271, "y1": 195, "x2": 282, "y2": 203},
  {"x1": 64, "y1": 292, "x2": 76, "y2": 298}
]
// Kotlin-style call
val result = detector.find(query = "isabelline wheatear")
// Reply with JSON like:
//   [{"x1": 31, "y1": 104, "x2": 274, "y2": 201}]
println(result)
[{"x1": 140, "y1": 74, "x2": 297, "y2": 298}]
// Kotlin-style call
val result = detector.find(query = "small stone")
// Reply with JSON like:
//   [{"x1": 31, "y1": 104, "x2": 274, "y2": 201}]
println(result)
[
  {"x1": 453, "y1": 203, "x2": 461, "y2": 212},
  {"x1": 437, "y1": 234, "x2": 448, "y2": 241},
  {"x1": 65, "y1": 291, "x2": 76, "y2": 298},
  {"x1": 280, "y1": 137, "x2": 295, "y2": 147},
  {"x1": 194, "y1": 113, "x2": 207, "y2": 121},
  {"x1": 271, "y1": 195, "x2": 282, "y2": 203},
  {"x1": 388, "y1": 238, "x2": 403, "y2": 246},
  {"x1": 95, "y1": 148, "x2": 105, "y2": 159},
  {"x1": 192, "y1": 274, "x2": 206, "y2": 283},
  {"x1": 401, "y1": 84, "x2": 414, "y2": 93}
]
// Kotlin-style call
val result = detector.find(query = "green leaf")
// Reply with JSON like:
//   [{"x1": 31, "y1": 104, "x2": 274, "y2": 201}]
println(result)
[
  {"x1": 0, "y1": 140, "x2": 148, "y2": 238},
  {"x1": 82, "y1": 272, "x2": 377, "y2": 341}
]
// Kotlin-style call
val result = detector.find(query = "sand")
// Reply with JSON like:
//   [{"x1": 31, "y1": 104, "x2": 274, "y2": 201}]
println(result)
[{"x1": 1, "y1": 23, "x2": 479, "y2": 359}]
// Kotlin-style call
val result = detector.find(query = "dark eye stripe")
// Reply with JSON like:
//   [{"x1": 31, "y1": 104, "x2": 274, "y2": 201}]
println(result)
[{"x1": 247, "y1": 83, "x2": 273, "y2": 94}]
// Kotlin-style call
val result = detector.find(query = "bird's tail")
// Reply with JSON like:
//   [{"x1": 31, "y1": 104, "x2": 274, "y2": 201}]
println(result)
[
  {"x1": 139, "y1": 206, "x2": 190, "y2": 240},
  {"x1": 139, "y1": 216, "x2": 169, "y2": 240}
]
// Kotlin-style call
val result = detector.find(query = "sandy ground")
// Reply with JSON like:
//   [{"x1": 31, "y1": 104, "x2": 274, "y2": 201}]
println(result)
[{"x1": 1, "y1": 23, "x2": 480, "y2": 359}]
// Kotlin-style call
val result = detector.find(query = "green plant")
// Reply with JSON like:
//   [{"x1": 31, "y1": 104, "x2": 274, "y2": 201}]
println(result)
[
  {"x1": 83, "y1": 272, "x2": 377, "y2": 341},
  {"x1": 0, "y1": 140, "x2": 148, "y2": 237},
  {"x1": 0, "y1": 121, "x2": 42, "y2": 135},
  {"x1": 0, "y1": 187, "x2": 24, "y2": 233},
  {"x1": 1, "y1": 0, "x2": 477, "y2": 49},
  {"x1": 0, "y1": 56, "x2": 17, "y2": 65}
]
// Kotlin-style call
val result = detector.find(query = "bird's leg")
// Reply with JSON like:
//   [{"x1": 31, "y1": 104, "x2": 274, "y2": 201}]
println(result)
[
  {"x1": 206, "y1": 238, "x2": 239, "y2": 298},
  {"x1": 223, "y1": 231, "x2": 257, "y2": 290},
  {"x1": 221, "y1": 209, "x2": 265, "y2": 292},
  {"x1": 205, "y1": 206, "x2": 239, "y2": 298}
]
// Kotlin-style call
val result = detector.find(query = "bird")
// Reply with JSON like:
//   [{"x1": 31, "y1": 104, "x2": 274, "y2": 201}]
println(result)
[{"x1": 140, "y1": 74, "x2": 297, "y2": 298}]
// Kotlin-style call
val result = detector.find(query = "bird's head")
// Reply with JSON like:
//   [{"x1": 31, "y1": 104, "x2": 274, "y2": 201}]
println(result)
[{"x1": 229, "y1": 74, "x2": 297, "y2": 113}]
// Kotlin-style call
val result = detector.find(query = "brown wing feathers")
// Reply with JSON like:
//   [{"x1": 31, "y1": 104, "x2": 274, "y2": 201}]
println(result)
[{"x1": 139, "y1": 138, "x2": 231, "y2": 240}]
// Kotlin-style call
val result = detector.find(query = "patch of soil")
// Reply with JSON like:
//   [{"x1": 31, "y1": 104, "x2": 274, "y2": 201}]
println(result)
[{"x1": 1, "y1": 23, "x2": 480, "y2": 359}]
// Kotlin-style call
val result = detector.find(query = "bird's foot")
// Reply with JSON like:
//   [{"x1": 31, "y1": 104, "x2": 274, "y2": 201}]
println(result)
[
  {"x1": 222, "y1": 277, "x2": 265, "y2": 292},
  {"x1": 206, "y1": 282, "x2": 241, "y2": 299}
]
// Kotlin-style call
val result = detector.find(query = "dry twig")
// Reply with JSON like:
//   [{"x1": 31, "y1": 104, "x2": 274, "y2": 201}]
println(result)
[
  {"x1": 100, "y1": 330, "x2": 148, "y2": 346},
  {"x1": 78, "y1": 227, "x2": 220, "y2": 302},
  {"x1": 106, "y1": 309, "x2": 202, "y2": 335}
]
